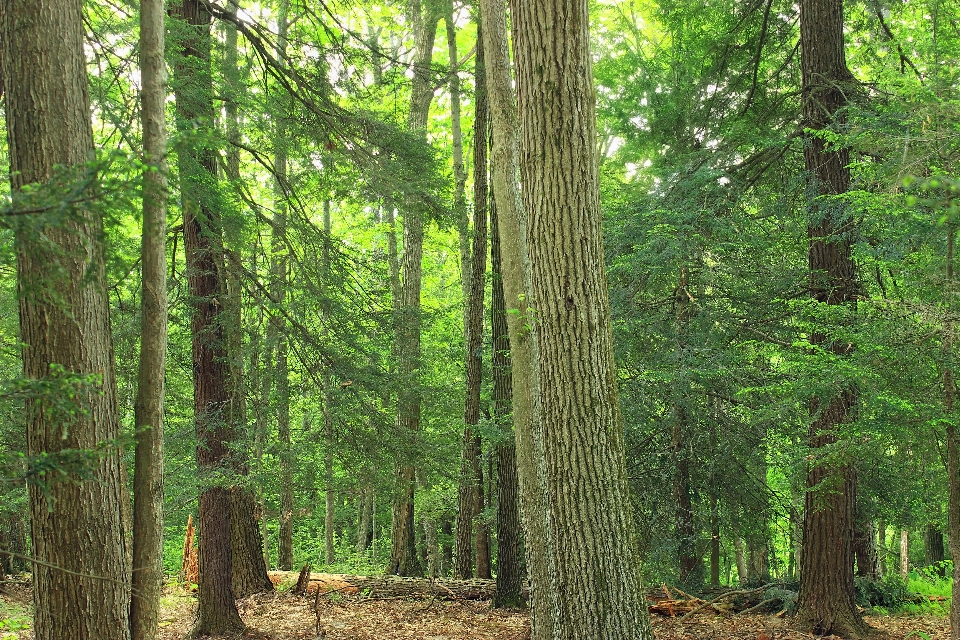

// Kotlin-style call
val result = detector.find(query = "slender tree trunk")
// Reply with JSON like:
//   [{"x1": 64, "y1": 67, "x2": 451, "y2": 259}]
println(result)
[
  {"x1": 387, "y1": 0, "x2": 440, "y2": 578},
  {"x1": 2, "y1": 0, "x2": 132, "y2": 637},
  {"x1": 853, "y1": 507, "x2": 878, "y2": 579},
  {"x1": 170, "y1": 0, "x2": 244, "y2": 633},
  {"x1": 900, "y1": 530, "x2": 910, "y2": 580},
  {"x1": 131, "y1": 0, "x2": 168, "y2": 635},
  {"x1": 710, "y1": 494, "x2": 721, "y2": 587},
  {"x1": 877, "y1": 518, "x2": 887, "y2": 577},
  {"x1": 476, "y1": 3, "x2": 555, "y2": 635},
  {"x1": 491, "y1": 187, "x2": 525, "y2": 608},
  {"x1": 944, "y1": 225, "x2": 960, "y2": 640},
  {"x1": 474, "y1": 453, "x2": 492, "y2": 578},
  {"x1": 734, "y1": 537, "x2": 748, "y2": 583},
  {"x1": 511, "y1": 0, "x2": 652, "y2": 636},
  {"x1": 222, "y1": 0, "x2": 273, "y2": 598},
  {"x1": 792, "y1": 0, "x2": 868, "y2": 634},
  {"x1": 323, "y1": 200, "x2": 336, "y2": 567},
  {"x1": 454, "y1": 15, "x2": 489, "y2": 579}
]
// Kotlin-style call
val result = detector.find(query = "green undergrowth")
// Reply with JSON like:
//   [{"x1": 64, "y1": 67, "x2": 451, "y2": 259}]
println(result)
[
  {"x1": 0, "y1": 598, "x2": 31, "y2": 637},
  {"x1": 858, "y1": 564, "x2": 952, "y2": 616}
]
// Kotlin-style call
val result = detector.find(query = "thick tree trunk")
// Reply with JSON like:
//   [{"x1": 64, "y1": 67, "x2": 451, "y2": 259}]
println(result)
[
  {"x1": 476, "y1": 3, "x2": 554, "y2": 636},
  {"x1": 2, "y1": 1, "x2": 131, "y2": 637},
  {"x1": 170, "y1": 0, "x2": 244, "y2": 634},
  {"x1": 131, "y1": 0, "x2": 169, "y2": 635},
  {"x1": 792, "y1": 0, "x2": 868, "y2": 635},
  {"x1": 511, "y1": 0, "x2": 652, "y2": 636},
  {"x1": 387, "y1": 0, "x2": 439, "y2": 578},
  {"x1": 230, "y1": 487, "x2": 273, "y2": 597},
  {"x1": 491, "y1": 192, "x2": 525, "y2": 608}
]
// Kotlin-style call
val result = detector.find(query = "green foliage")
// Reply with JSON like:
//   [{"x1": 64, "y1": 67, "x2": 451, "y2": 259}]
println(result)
[
  {"x1": 855, "y1": 574, "x2": 912, "y2": 610},
  {"x1": 0, "y1": 599, "x2": 31, "y2": 634}
]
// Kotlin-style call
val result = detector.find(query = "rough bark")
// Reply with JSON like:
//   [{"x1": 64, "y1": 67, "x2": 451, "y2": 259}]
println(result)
[
  {"x1": 387, "y1": 0, "x2": 440, "y2": 578},
  {"x1": 455, "y1": 20, "x2": 490, "y2": 579},
  {"x1": 130, "y1": 0, "x2": 168, "y2": 635},
  {"x1": 492, "y1": 190, "x2": 524, "y2": 607},
  {"x1": 792, "y1": 0, "x2": 868, "y2": 635},
  {"x1": 511, "y1": 0, "x2": 653, "y2": 636},
  {"x1": 2, "y1": 0, "x2": 132, "y2": 636},
  {"x1": 924, "y1": 524, "x2": 945, "y2": 572},
  {"x1": 222, "y1": 0, "x2": 273, "y2": 598},
  {"x1": 476, "y1": 2, "x2": 555, "y2": 636},
  {"x1": 170, "y1": 0, "x2": 244, "y2": 634},
  {"x1": 474, "y1": 455, "x2": 492, "y2": 579}
]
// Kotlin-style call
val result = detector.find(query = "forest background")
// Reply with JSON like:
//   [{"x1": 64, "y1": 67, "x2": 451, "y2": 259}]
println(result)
[{"x1": 1, "y1": 0, "x2": 960, "y2": 637}]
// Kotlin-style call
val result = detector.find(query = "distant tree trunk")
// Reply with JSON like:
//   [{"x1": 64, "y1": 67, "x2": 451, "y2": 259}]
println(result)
[
  {"x1": 853, "y1": 509, "x2": 878, "y2": 579},
  {"x1": 455, "y1": 17, "x2": 490, "y2": 579},
  {"x1": 748, "y1": 540, "x2": 769, "y2": 583},
  {"x1": 944, "y1": 224, "x2": 960, "y2": 640},
  {"x1": 357, "y1": 485, "x2": 374, "y2": 554},
  {"x1": 792, "y1": 0, "x2": 868, "y2": 634},
  {"x1": 734, "y1": 537, "x2": 748, "y2": 584},
  {"x1": 170, "y1": 0, "x2": 244, "y2": 634},
  {"x1": 512, "y1": 0, "x2": 653, "y2": 636},
  {"x1": 925, "y1": 524, "x2": 945, "y2": 574},
  {"x1": 900, "y1": 530, "x2": 910, "y2": 580},
  {"x1": 423, "y1": 515, "x2": 440, "y2": 577},
  {"x1": 222, "y1": 0, "x2": 273, "y2": 599},
  {"x1": 474, "y1": 454, "x2": 491, "y2": 579},
  {"x1": 2, "y1": 0, "x2": 132, "y2": 637},
  {"x1": 491, "y1": 190, "x2": 525, "y2": 608},
  {"x1": 387, "y1": 0, "x2": 439, "y2": 578},
  {"x1": 877, "y1": 519, "x2": 887, "y2": 576},
  {"x1": 270, "y1": 0, "x2": 294, "y2": 573},
  {"x1": 130, "y1": 0, "x2": 168, "y2": 636},
  {"x1": 710, "y1": 495, "x2": 721, "y2": 587},
  {"x1": 323, "y1": 200, "x2": 336, "y2": 567}
]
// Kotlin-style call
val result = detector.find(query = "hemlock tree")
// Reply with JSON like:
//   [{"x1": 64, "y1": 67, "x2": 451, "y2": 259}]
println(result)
[
  {"x1": 169, "y1": 0, "x2": 244, "y2": 634},
  {"x1": 793, "y1": 0, "x2": 870, "y2": 635},
  {"x1": 511, "y1": 0, "x2": 653, "y2": 637},
  {"x1": 1, "y1": 0, "x2": 132, "y2": 638},
  {"x1": 130, "y1": 0, "x2": 169, "y2": 635}
]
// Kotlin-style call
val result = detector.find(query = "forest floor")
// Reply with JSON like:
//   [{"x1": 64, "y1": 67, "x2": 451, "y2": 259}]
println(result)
[{"x1": 0, "y1": 574, "x2": 952, "y2": 640}]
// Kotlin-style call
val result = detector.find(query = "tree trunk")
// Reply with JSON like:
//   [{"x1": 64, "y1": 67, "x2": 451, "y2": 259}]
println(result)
[
  {"x1": 734, "y1": 537, "x2": 748, "y2": 584},
  {"x1": 170, "y1": 0, "x2": 244, "y2": 634},
  {"x1": 900, "y1": 530, "x2": 910, "y2": 580},
  {"x1": 877, "y1": 518, "x2": 887, "y2": 577},
  {"x1": 925, "y1": 524, "x2": 945, "y2": 574},
  {"x1": 853, "y1": 511, "x2": 878, "y2": 579},
  {"x1": 945, "y1": 224, "x2": 960, "y2": 639},
  {"x1": 323, "y1": 200, "x2": 336, "y2": 567},
  {"x1": 130, "y1": 0, "x2": 168, "y2": 636},
  {"x1": 387, "y1": 0, "x2": 439, "y2": 578},
  {"x1": 491, "y1": 190, "x2": 525, "y2": 608},
  {"x1": 476, "y1": 2, "x2": 554, "y2": 635},
  {"x1": 792, "y1": 0, "x2": 868, "y2": 634},
  {"x1": 222, "y1": 0, "x2": 273, "y2": 599},
  {"x1": 357, "y1": 485, "x2": 374, "y2": 554},
  {"x1": 710, "y1": 495, "x2": 721, "y2": 587},
  {"x1": 511, "y1": 0, "x2": 652, "y2": 636},
  {"x1": 474, "y1": 452, "x2": 492, "y2": 579},
  {"x1": 455, "y1": 17, "x2": 490, "y2": 579},
  {"x1": 2, "y1": 0, "x2": 132, "y2": 637}
]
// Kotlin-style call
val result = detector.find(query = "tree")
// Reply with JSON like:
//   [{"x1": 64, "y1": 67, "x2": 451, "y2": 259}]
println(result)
[
  {"x1": 792, "y1": 0, "x2": 870, "y2": 635},
  {"x1": 130, "y1": 0, "x2": 169, "y2": 635},
  {"x1": 511, "y1": 0, "x2": 653, "y2": 636},
  {"x1": 1, "y1": 0, "x2": 132, "y2": 637},
  {"x1": 386, "y1": 0, "x2": 441, "y2": 578},
  {"x1": 169, "y1": 0, "x2": 245, "y2": 633}
]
